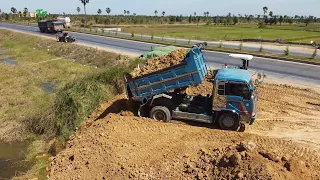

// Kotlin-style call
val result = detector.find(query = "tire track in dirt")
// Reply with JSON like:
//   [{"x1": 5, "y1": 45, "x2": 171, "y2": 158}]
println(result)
[{"x1": 252, "y1": 136, "x2": 320, "y2": 162}]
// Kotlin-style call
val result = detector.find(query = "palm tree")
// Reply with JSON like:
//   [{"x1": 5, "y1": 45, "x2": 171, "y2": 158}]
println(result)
[
  {"x1": 106, "y1": 7, "x2": 111, "y2": 15},
  {"x1": 23, "y1": 7, "x2": 28, "y2": 17},
  {"x1": 133, "y1": 13, "x2": 136, "y2": 16},
  {"x1": 162, "y1": 11, "x2": 165, "y2": 16},
  {"x1": 206, "y1": 11, "x2": 209, "y2": 17},
  {"x1": 154, "y1": 10, "x2": 158, "y2": 16},
  {"x1": 127, "y1": 10, "x2": 130, "y2": 15},
  {"x1": 77, "y1": 7, "x2": 81, "y2": 14},
  {"x1": 124, "y1": 10, "x2": 127, "y2": 15},
  {"x1": 269, "y1": 11, "x2": 273, "y2": 18},
  {"x1": 97, "y1": 9, "x2": 102, "y2": 15},
  {"x1": 80, "y1": 0, "x2": 89, "y2": 15},
  {"x1": 194, "y1": 12, "x2": 196, "y2": 16},
  {"x1": 263, "y1": 6, "x2": 268, "y2": 16},
  {"x1": 11, "y1": 7, "x2": 17, "y2": 14}
]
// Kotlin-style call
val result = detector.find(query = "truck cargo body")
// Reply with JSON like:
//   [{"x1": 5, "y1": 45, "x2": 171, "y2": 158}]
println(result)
[
  {"x1": 124, "y1": 47, "x2": 208, "y2": 103},
  {"x1": 38, "y1": 20, "x2": 64, "y2": 33}
]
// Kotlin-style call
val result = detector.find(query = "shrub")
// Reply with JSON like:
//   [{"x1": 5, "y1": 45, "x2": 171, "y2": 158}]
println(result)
[
  {"x1": 131, "y1": 32, "x2": 134, "y2": 38},
  {"x1": 311, "y1": 48, "x2": 318, "y2": 59},
  {"x1": 239, "y1": 42, "x2": 243, "y2": 51},
  {"x1": 218, "y1": 41, "x2": 223, "y2": 48},
  {"x1": 284, "y1": 46, "x2": 290, "y2": 56},
  {"x1": 259, "y1": 44, "x2": 263, "y2": 52}
]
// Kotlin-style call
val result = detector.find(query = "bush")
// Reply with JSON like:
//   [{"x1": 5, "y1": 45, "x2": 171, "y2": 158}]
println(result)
[
  {"x1": 25, "y1": 59, "x2": 143, "y2": 141},
  {"x1": 259, "y1": 44, "x2": 263, "y2": 52},
  {"x1": 218, "y1": 41, "x2": 223, "y2": 48},
  {"x1": 257, "y1": 21, "x2": 266, "y2": 28},
  {"x1": 284, "y1": 46, "x2": 290, "y2": 56},
  {"x1": 311, "y1": 48, "x2": 318, "y2": 59},
  {"x1": 239, "y1": 42, "x2": 243, "y2": 51},
  {"x1": 131, "y1": 32, "x2": 134, "y2": 38}
]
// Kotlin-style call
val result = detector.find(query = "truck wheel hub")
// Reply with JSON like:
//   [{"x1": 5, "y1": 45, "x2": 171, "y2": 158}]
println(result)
[
  {"x1": 223, "y1": 117, "x2": 234, "y2": 127},
  {"x1": 153, "y1": 111, "x2": 165, "y2": 120}
]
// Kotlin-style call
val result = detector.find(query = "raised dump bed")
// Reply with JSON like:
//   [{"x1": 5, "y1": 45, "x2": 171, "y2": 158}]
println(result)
[{"x1": 124, "y1": 46, "x2": 208, "y2": 103}]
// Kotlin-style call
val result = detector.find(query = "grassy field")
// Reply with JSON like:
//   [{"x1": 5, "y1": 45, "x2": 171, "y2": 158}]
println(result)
[
  {"x1": 0, "y1": 29, "x2": 140, "y2": 179},
  {"x1": 122, "y1": 24, "x2": 320, "y2": 43}
]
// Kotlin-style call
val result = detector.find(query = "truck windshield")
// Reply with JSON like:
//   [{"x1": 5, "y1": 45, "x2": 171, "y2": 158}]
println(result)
[{"x1": 225, "y1": 82, "x2": 250, "y2": 100}]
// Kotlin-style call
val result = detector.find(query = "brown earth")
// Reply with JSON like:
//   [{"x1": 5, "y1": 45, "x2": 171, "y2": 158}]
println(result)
[
  {"x1": 131, "y1": 48, "x2": 188, "y2": 78},
  {"x1": 49, "y1": 82, "x2": 320, "y2": 180}
]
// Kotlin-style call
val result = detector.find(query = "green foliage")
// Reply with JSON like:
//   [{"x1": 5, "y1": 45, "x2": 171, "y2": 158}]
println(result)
[
  {"x1": 284, "y1": 46, "x2": 290, "y2": 56},
  {"x1": 311, "y1": 48, "x2": 318, "y2": 59},
  {"x1": 218, "y1": 41, "x2": 223, "y2": 48},
  {"x1": 259, "y1": 44, "x2": 264, "y2": 52},
  {"x1": 131, "y1": 32, "x2": 134, "y2": 38},
  {"x1": 101, "y1": 28, "x2": 104, "y2": 33},
  {"x1": 233, "y1": 16, "x2": 239, "y2": 25},
  {"x1": 239, "y1": 42, "x2": 243, "y2": 50},
  {"x1": 151, "y1": 33, "x2": 154, "y2": 40},
  {"x1": 258, "y1": 21, "x2": 266, "y2": 28}
]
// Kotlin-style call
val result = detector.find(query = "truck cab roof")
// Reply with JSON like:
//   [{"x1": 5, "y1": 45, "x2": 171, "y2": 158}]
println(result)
[{"x1": 215, "y1": 68, "x2": 251, "y2": 83}]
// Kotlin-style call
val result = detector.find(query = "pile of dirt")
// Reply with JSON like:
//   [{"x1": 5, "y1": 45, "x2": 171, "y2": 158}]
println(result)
[
  {"x1": 131, "y1": 48, "x2": 188, "y2": 78},
  {"x1": 48, "y1": 112, "x2": 320, "y2": 180},
  {"x1": 48, "y1": 92, "x2": 320, "y2": 180}
]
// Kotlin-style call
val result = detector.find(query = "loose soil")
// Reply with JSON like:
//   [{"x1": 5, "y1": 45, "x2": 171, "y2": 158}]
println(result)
[
  {"x1": 49, "y1": 81, "x2": 320, "y2": 180},
  {"x1": 131, "y1": 48, "x2": 187, "y2": 78}
]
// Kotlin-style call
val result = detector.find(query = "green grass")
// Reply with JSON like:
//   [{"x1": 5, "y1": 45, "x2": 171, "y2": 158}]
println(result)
[{"x1": 122, "y1": 24, "x2": 320, "y2": 43}]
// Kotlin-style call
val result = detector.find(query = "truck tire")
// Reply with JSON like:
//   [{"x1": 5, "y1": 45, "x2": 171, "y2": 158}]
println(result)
[
  {"x1": 218, "y1": 113, "x2": 239, "y2": 131},
  {"x1": 150, "y1": 106, "x2": 171, "y2": 122}
]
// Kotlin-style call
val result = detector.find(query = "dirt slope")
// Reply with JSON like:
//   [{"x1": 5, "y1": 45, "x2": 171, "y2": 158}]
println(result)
[{"x1": 49, "y1": 81, "x2": 320, "y2": 180}]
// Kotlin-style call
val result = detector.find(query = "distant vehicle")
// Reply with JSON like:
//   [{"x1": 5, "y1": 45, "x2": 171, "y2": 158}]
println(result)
[
  {"x1": 311, "y1": 41, "x2": 320, "y2": 49},
  {"x1": 56, "y1": 32, "x2": 76, "y2": 43},
  {"x1": 123, "y1": 44, "x2": 258, "y2": 131},
  {"x1": 38, "y1": 20, "x2": 64, "y2": 33},
  {"x1": 56, "y1": 17, "x2": 71, "y2": 28}
]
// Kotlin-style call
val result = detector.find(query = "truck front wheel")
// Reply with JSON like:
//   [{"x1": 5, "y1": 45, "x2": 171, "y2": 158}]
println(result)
[
  {"x1": 150, "y1": 106, "x2": 171, "y2": 122},
  {"x1": 218, "y1": 113, "x2": 239, "y2": 131}
]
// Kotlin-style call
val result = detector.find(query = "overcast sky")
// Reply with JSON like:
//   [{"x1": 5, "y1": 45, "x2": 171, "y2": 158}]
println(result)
[{"x1": 1, "y1": 0, "x2": 319, "y2": 17}]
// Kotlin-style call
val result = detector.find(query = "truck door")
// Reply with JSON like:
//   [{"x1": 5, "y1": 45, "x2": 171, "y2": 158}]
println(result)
[{"x1": 225, "y1": 82, "x2": 252, "y2": 123}]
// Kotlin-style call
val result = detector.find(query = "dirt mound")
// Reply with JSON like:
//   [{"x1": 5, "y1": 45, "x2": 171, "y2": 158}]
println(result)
[
  {"x1": 49, "y1": 91, "x2": 320, "y2": 180},
  {"x1": 131, "y1": 48, "x2": 188, "y2": 78}
]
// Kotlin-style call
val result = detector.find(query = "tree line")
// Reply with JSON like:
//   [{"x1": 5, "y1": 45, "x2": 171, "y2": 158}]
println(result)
[{"x1": 1, "y1": 4, "x2": 319, "y2": 27}]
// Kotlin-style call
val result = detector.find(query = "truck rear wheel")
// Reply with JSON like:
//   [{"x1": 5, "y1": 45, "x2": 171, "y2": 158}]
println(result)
[
  {"x1": 150, "y1": 106, "x2": 171, "y2": 122},
  {"x1": 218, "y1": 113, "x2": 239, "y2": 131}
]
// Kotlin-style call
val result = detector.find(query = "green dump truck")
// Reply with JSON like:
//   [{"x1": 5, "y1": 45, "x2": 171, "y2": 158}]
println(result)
[{"x1": 38, "y1": 20, "x2": 64, "y2": 33}]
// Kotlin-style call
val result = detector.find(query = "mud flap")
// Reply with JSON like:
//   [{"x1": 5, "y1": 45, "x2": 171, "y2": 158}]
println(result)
[{"x1": 238, "y1": 124, "x2": 246, "y2": 132}]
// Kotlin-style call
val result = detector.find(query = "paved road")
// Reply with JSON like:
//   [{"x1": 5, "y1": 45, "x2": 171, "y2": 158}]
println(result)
[
  {"x1": 1, "y1": 23, "x2": 319, "y2": 87},
  {"x1": 76, "y1": 27, "x2": 319, "y2": 58}
]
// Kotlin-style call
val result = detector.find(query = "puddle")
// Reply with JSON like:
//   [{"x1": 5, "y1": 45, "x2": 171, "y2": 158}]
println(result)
[
  {"x1": 0, "y1": 141, "x2": 32, "y2": 179},
  {"x1": 0, "y1": 54, "x2": 7, "y2": 58},
  {"x1": 41, "y1": 83, "x2": 55, "y2": 93},
  {"x1": 0, "y1": 59, "x2": 17, "y2": 66}
]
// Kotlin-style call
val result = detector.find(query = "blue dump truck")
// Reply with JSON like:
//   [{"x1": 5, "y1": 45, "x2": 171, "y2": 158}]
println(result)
[{"x1": 123, "y1": 44, "x2": 258, "y2": 131}]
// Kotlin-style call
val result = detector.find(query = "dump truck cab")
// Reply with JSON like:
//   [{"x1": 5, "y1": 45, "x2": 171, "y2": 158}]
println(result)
[{"x1": 212, "y1": 68, "x2": 257, "y2": 127}]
